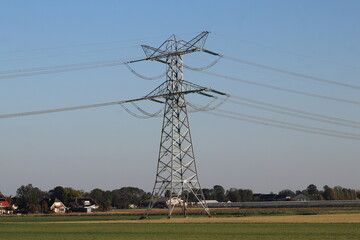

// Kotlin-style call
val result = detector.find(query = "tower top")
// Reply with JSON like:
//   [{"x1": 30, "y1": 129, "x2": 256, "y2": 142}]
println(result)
[{"x1": 129, "y1": 31, "x2": 210, "y2": 63}]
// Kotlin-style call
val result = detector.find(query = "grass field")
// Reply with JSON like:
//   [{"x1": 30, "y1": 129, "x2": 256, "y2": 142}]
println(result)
[{"x1": 1, "y1": 209, "x2": 360, "y2": 239}]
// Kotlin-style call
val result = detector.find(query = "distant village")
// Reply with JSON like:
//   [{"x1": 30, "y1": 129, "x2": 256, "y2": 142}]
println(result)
[{"x1": 1, "y1": 184, "x2": 359, "y2": 215}]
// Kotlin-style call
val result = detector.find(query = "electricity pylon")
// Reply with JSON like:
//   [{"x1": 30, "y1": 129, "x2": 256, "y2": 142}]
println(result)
[{"x1": 128, "y1": 31, "x2": 225, "y2": 218}]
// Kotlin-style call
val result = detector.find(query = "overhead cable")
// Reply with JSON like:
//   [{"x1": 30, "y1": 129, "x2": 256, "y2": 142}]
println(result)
[
  {"x1": 227, "y1": 96, "x2": 360, "y2": 129},
  {"x1": 0, "y1": 61, "x2": 126, "y2": 79},
  {"x1": 0, "y1": 100, "x2": 127, "y2": 119},
  {"x1": 215, "y1": 108, "x2": 360, "y2": 138},
  {"x1": 0, "y1": 59, "x2": 126, "y2": 75},
  {"x1": 214, "y1": 32, "x2": 360, "y2": 71},
  {"x1": 0, "y1": 88, "x2": 222, "y2": 119},
  {"x1": 222, "y1": 55, "x2": 360, "y2": 90},
  {"x1": 198, "y1": 71, "x2": 360, "y2": 105},
  {"x1": 230, "y1": 95, "x2": 360, "y2": 126},
  {"x1": 0, "y1": 34, "x2": 173, "y2": 55},
  {"x1": 206, "y1": 110, "x2": 360, "y2": 141}
]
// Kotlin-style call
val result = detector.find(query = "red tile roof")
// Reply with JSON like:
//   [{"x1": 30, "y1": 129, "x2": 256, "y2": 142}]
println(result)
[{"x1": 0, "y1": 200, "x2": 10, "y2": 207}]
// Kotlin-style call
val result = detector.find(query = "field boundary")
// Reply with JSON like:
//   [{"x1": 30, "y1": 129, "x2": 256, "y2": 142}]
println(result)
[
  {"x1": 208, "y1": 200, "x2": 360, "y2": 208},
  {"x1": 1, "y1": 213, "x2": 360, "y2": 224}
]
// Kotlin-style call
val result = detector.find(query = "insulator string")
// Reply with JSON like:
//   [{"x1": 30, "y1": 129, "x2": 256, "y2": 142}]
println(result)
[
  {"x1": 183, "y1": 55, "x2": 222, "y2": 71},
  {"x1": 125, "y1": 63, "x2": 166, "y2": 80}
]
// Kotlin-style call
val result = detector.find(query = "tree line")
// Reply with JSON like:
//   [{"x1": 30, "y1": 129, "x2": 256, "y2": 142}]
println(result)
[
  {"x1": 0, "y1": 184, "x2": 359, "y2": 214},
  {"x1": 197, "y1": 184, "x2": 359, "y2": 203},
  {"x1": 4, "y1": 184, "x2": 151, "y2": 213}
]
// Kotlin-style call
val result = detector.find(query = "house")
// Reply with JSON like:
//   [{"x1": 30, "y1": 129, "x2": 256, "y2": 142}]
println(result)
[
  {"x1": 293, "y1": 194, "x2": 310, "y2": 202},
  {"x1": 274, "y1": 193, "x2": 295, "y2": 201},
  {"x1": 0, "y1": 198, "x2": 11, "y2": 214},
  {"x1": 71, "y1": 197, "x2": 98, "y2": 213},
  {"x1": 40, "y1": 198, "x2": 67, "y2": 213},
  {"x1": 258, "y1": 194, "x2": 277, "y2": 201},
  {"x1": 252, "y1": 194, "x2": 262, "y2": 201}
]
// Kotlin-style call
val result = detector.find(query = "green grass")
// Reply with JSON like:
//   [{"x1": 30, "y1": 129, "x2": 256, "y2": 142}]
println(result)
[
  {"x1": 0, "y1": 214, "x2": 141, "y2": 222},
  {"x1": 0, "y1": 222, "x2": 359, "y2": 240},
  {"x1": 208, "y1": 206, "x2": 360, "y2": 217},
  {"x1": 1, "y1": 208, "x2": 360, "y2": 240}
]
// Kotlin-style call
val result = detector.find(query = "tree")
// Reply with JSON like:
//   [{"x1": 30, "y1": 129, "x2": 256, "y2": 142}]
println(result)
[
  {"x1": 305, "y1": 184, "x2": 322, "y2": 200},
  {"x1": 333, "y1": 186, "x2": 357, "y2": 200},
  {"x1": 62, "y1": 187, "x2": 84, "y2": 206},
  {"x1": 213, "y1": 185, "x2": 226, "y2": 202},
  {"x1": 186, "y1": 189, "x2": 201, "y2": 202},
  {"x1": 306, "y1": 184, "x2": 319, "y2": 195},
  {"x1": 333, "y1": 186, "x2": 344, "y2": 200},
  {"x1": 0, "y1": 191, "x2": 4, "y2": 198},
  {"x1": 89, "y1": 188, "x2": 112, "y2": 211},
  {"x1": 323, "y1": 185, "x2": 336, "y2": 200},
  {"x1": 348, "y1": 189, "x2": 357, "y2": 200},
  {"x1": 16, "y1": 184, "x2": 47, "y2": 213},
  {"x1": 278, "y1": 189, "x2": 295, "y2": 196},
  {"x1": 202, "y1": 188, "x2": 214, "y2": 200},
  {"x1": 49, "y1": 186, "x2": 66, "y2": 202},
  {"x1": 239, "y1": 189, "x2": 253, "y2": 202},
  {"x1": 295, "y1": 190, "x2": 303, "y2": 195},
  {"x1": 40, "y1": 200, "x2": 49, "y2": 214},
  {"x1": 48, "y1": 186, "x2": 84, "y2": 206},
  {"x1": 111, "y1": 187, "x2": 147, "y2": 209},
  {"x1": 226, "y1": 189, "x2": 240, "y2": 202}
]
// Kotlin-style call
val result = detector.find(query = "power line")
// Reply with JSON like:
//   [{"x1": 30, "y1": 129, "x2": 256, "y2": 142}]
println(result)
[
  {"x1": 214, "y1": 32, "x2": 360, "y2": 71},
  {"x1": 0, "y1": 100, "x2": 127, "y2": 119},
  {"x1": 0, "y1": 61, "x2": 127, "y2": 79},
  {"x1": 0, "y1": 59, "x2": 126, "y2": 75},
  {"x1": 186, "y1": 100, "x2": 360, "y2": 139},
  {"x1": 0, "y1": 87, "x2": 220, "y2": 119},
  {"x1": 0, "y1": 46, "x2": 139, "y2": 63},
  {"x1": 206, "y1": 109, "x2": 360, "y2": 141},
  {"x1": 221, "y1": 55, "x2": 360, "y2": 90},
  {"x1": 227, "y1": 96, "x2": 360, "y2": 129},
  {"x1": 0, "y1": 35, "x2": 174, "y2": 55},
  {"x1": 215, "y1": 108, "x2": 360, "y2": 138},
  {"x1": 198, "y1": 71, "x2": 360, "y2": 105},
  {"x1": 229, "y1": 95, "x2": 360, "y2": 126}
]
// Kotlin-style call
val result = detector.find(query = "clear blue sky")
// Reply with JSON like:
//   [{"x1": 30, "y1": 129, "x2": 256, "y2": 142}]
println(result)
[{"x1": 1, "y1": 0, "x2": 359, "y2": 196}]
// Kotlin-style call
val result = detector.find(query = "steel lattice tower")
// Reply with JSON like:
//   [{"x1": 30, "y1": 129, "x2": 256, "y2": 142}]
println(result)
[
  {"x1": 149, "y1": 40, "x2": 210, "y2": 218},
  {"x1": 129, "y1": 31, "x2": 224, "y2": 218}
]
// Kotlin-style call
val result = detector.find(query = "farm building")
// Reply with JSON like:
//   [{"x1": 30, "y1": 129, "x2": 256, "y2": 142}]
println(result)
[
  {"x1": 293, "y1": 194, "x2": 310, "y2": 202},
  {"x1": 40, "y1": 198, "x2": 67, "y2": 213},
  {"x1": 0, "y1": 198, "x2": 11, "y2": 214},
  {"x1": 71, "y1": 197, "x2": 98, "y2": 213}
]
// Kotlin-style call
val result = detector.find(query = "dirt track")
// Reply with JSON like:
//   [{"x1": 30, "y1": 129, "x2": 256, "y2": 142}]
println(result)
[{"x1": 2, "y1": 213, "x2": 360, "y2": 224}]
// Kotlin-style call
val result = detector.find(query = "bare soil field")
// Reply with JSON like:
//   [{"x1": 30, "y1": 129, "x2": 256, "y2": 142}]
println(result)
[{"x1": 2, "y1": 213, "x2": 360, "y2": 224}]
